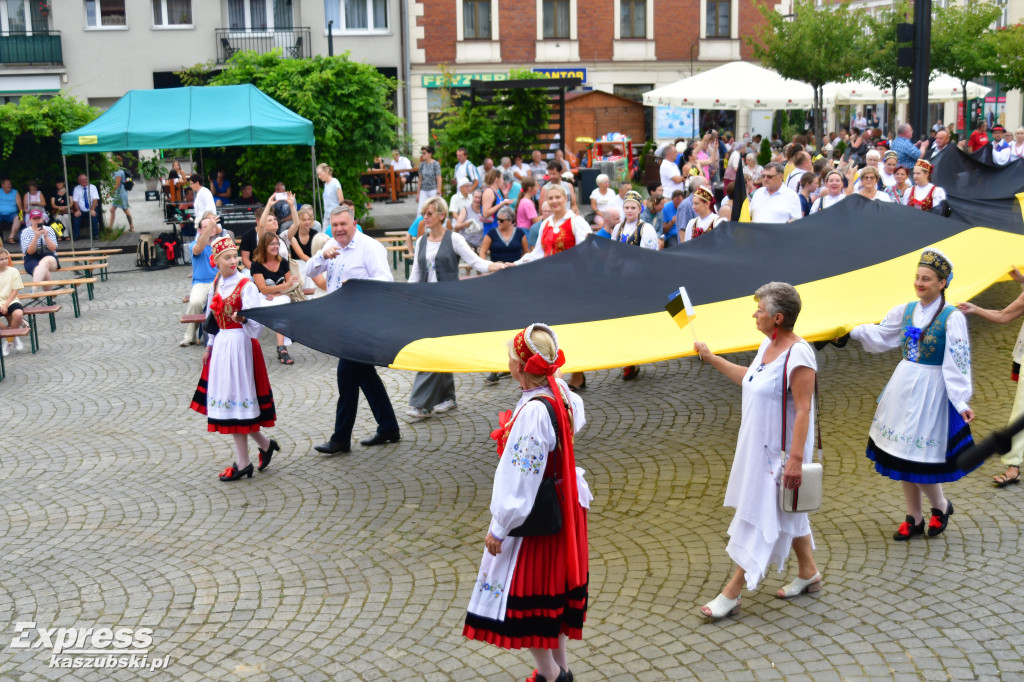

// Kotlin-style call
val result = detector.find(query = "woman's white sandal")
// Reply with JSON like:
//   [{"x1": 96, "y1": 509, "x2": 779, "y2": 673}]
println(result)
[
  {"x1": 776, "y1": 572, "x2": 822, "y2": 599},
  {"x1": 700, "y1": 593, "x2": 741, "y2": 619}
]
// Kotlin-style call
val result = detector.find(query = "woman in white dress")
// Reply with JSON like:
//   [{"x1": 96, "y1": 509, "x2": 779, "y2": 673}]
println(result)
[
  {"x1": 849, "y1": 249, "x2": 975, "y2": 540},
  {"x1": 809, "y1": 169, "x2": 851, "y2": 214},
  {"x1": 588, "y1": 174, "x2": 614, "y2": 217},
  {"x1": 464, "y1": 324, "x2": 591, "y2": 682},
  {"x1": 683, "y1": 186, "x2": 725, "y2": 241},
  {"x1": 902, "y1": 160, "x2": 947, "y2": 214},
  {"x1": 879, "y1": 151, "x2": 899, "y2": 188},
  {"x1": 694, "y1": 282, "x2": 821, "y2": 619},
  {"x1": 190, "y1": 236, "x2": 279, "y2": 481}
]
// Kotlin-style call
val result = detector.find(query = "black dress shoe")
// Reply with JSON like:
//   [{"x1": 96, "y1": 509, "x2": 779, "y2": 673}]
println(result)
[
  {"x1": 927, "y1": 500, "x2": 954, "y2": 537},
  {"x1": 313, "y1": 440, "x2": 350, "y2": 455},
  {"x1": 219, "y1": 462, "x2": 254, "y2": 481},
  {"x1": 360, "y1": 432, "x2": 401, "y2": 447},
  {"x1": 258, "y1": 438, "x2": 280, "y2": 472},
  {"x1": 893, "y1": 515, "x2": 924, "y2": 541}
]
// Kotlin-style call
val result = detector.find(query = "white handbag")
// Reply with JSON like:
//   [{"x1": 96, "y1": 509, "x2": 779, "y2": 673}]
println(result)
[{"x1": 778, "y1": 346, "x2": 824, "y2": 514}]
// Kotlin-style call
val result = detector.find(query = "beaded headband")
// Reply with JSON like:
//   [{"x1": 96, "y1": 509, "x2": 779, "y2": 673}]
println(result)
[{"x1": 914, "y1": 159, "x2": 933, "y2": 174}]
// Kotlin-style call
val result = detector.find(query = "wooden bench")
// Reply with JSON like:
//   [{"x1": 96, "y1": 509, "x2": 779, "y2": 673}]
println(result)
[
  {"x1": 21, "y1": 278, "x2": 94, "y2": 316},
  {"x1": 21, "y1": 267, "x2": 103, "y2": 298},
  {"x1": 17, "y1": 259, "x2": 109, "y2": 283},
  {"x1": 0, "y1": 326, "x2": 30, "y2": 381},
  {"x1": 22, "y1": 304, "x2": 60, "y2": 353}
]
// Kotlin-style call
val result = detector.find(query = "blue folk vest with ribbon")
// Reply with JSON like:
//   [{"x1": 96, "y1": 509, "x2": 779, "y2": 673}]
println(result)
[
  {"x1": 416, "y1": 229, "x2": 459, "y2": 282},
  {"x1": 900, "y1": 302, "x2": 955, "y2": 365}
]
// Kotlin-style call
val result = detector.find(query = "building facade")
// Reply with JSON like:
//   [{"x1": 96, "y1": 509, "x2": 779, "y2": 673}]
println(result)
[
  {"x1": 407, "y1": 0, "x2": 770, "y2": 151},
  {"x1": 0, "y1": 0, "x2": 407, "y2": 115}
]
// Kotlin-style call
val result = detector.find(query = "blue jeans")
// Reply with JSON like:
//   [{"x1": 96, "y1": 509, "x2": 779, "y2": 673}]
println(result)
[{"x1": 73, "y1": 211, "x2": 99, "y2": 238}]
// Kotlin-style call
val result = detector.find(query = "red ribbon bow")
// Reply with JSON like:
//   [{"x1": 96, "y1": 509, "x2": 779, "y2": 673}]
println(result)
[
  {"x1": 209, "y1": 293, "x2": 225, "y2": 317},
  {"x1": 524, "y1": 348, "x2": 565, "y2": 376}
]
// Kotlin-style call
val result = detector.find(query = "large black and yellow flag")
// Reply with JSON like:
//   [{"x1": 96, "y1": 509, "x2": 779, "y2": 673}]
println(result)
[{"x1": 245, "y1": 190, "x2": 1024, "y2": 372}]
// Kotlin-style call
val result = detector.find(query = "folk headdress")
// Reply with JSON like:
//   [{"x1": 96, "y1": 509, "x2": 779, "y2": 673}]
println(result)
[
  {"x1": 914, "y1": 159, "x2": 933, "y2": 175},
  {"x1": 622, "y1": 190, "x2": 644, "y2": 209},
  {"x1": 509, "y1": 323, "x2": 583, "y2": 591},
  {"x1": 211, "y1": 236, "x2": 237, "y2": 260},
  {"x1": 694, "y1": 186, "x2": 715, "y2": 205},
  {"x1": 919, "y1": 248, "x2": 953, "y2": 284}
]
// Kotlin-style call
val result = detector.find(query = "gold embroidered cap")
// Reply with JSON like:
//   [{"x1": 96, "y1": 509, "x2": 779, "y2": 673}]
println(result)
[
  {"x1": 622, "y1": 190, "x2": 644, "y2": 208},
  {"x1": 694, "y1": 186, "x2": 715, "y2": 205},
  {"x1": 919, "y1": 248, "x2": 952, "y2": 282}
]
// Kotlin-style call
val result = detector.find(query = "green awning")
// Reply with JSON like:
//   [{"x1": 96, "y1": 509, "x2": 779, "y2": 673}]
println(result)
[{"x1": 61, "y1": 84, "x2": 314, "y2": 154}]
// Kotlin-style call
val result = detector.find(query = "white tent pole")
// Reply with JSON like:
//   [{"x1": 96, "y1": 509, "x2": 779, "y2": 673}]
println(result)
[
  {"x1": 311, "y1": 145, "x2": 319, "y2": 223},
  {"x1": 61, "y1": 154, "x2": 73, "y2": 254}
]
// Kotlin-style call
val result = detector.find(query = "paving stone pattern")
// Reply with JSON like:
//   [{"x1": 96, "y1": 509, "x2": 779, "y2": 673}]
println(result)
[{"x1": 1, "y1": 257, "x2": 1023, "y2": 681}]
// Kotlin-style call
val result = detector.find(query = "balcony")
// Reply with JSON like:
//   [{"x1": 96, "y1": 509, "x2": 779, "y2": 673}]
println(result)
[
  {"x1": 0, "y1": 31, "x2": 63, "y2": 65},
  {"x1": 215, "y1": 27, "x2": 311, "y2": 63}
]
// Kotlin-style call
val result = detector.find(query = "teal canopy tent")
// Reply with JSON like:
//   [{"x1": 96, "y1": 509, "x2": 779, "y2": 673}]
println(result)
[{"x1": 59, "y1": 85, "x2": 316, "y2": 247}]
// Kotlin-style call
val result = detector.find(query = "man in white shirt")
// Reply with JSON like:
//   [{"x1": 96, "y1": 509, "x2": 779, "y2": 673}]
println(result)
[
  {"x1": 785, "y1": 151, "x2": 813, "y2": 191},
  {"x1": 454, "y1": 147, "x2": 479, "y2": 193},
  {"x1": 449, "y1": 177, "x2": 473, "y2": 217},
  {"x1": 389, "y1": 149, "x2": 412, "y2": 179},
  {"x1": 749, "y1": 163, "x2": 802, "y2": 223},
  {"x1": 189, "y1": 174, "x2": 217, "y2": 235},
  {"x1": 924, "y1": 129, "x2": 950, "y2": 163},
  {"x1": 71, "y1": 174, "x2": 100, "y2": 239},
  {"x1": 307, "y1": 206, "x2": 400, "y2": 455},
  {"x1": 476, "y1": 157, "x2": 494, "y2": 185},
  {"x1": 659, "y1": 144, "x2": 687, "y2": 198}
]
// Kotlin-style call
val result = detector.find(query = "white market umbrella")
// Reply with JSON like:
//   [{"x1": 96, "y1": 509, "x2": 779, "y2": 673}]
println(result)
[{"x1": 642, "y1": 61, "x2": 829, "y2": 110}]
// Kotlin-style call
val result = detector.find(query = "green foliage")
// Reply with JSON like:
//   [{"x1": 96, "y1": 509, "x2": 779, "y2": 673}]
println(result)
[
  {"x1": 177, "y1": 51, "x2": 399, "y2": 215},
  {"x1": 987, "y1": 23, "x2": 1024, "y2": 93},
  {"x1": 864, "y1": 1, "x2": 914, "y2": 124},
  {"x1": 136, "y1": 153, "x2": 168, "y2": 180},
  {"x1": 932, "y1": 2, "x2": 1002, "y2": 130},
  {"x1": 434, "y1": 68, "x2": 551, "y2": 180},
  {"x1": 757, "y1": 137, "x2": 772, "y2": 166},
  {"x1": 750, "y1": 0, "x2": 868, "y2": 141},
  {"x1": 0, "y1": 94, "x2": 107, "y2": 190}
]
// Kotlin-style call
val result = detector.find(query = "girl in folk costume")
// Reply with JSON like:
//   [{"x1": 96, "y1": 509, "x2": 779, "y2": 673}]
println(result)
[
  {"x1": 515, "y1": 183, "x2": 590, "y2": 392},
  {"x1": 612, "y1": 191, "x2": 660, "y2": 380},
  {"x1": 610, "y1": 190, "x2": 660, "y2": 250},
  {"x1": 684, "y1": 186, "x2": 726, "y2": 242},
  {"x1": 902, "y1": 160, "x2": 948, "y2": 215},
  {"x1": 190, "y1": 236, "x2": 280, "y2": 482},
  {"x1": 464, "y1": 324, "x2": 592, "y2": 682},
  {"x1": 849, "y1": 249, "x2": 976, "y2": 540}
]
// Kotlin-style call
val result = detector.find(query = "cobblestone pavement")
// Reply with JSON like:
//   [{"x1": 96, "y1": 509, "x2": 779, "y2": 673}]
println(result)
[{"x1": 2, "y1": 255, "x2": 1024, "y2": 681}]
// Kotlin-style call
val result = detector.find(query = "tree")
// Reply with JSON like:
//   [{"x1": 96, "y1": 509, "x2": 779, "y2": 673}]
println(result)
[
  {"x1": 988, "y1": 23, "x2": 1024, "y2": 112},
  {"x1": 178, "y1": 51, "x2": 399, "y2": 216},
  {"x1": 0, "y1": 94, "x2": 108, "y2": 190},
  {"x1": 434, "y1": 68, "x2": 551, "y2": 183},
  {"x1": 931, "y1": 2, "x2": 1002, "y2": 134},
  {"x1": 750, "y1": 0, "x2": 868, "y2": 146},
  {"x1": 864, "y1": 1, "x2": 914, "y2": 134},
  {"x1": 757, "y1": 137, "x2": 772, "y2": 166}
]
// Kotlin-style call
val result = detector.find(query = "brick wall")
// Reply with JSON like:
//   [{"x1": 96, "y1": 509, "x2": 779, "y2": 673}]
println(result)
[
  {"x1": 578, "y1": 0, "x2": 614, "y2": 61},
  {"x1": 418, "y1": 0, "x2": 457, "y2": 63},
  {"x1": 499, "y1": 2, "x2": 536, "y2": 62},
  {"x1": 655, "y1": 0, "x2": 700, "y2": 60},
  {"x1": 739, "y1": 0, "x2": 768, "y2": 59}
]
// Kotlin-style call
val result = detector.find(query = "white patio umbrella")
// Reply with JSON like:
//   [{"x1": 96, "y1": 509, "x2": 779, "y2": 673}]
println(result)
[{"x1": 643, "y1": 61, "x2": 831, "y2": 110}]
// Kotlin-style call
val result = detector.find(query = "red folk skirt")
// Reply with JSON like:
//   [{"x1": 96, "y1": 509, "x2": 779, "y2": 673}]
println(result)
[
  {"x1": 189, "y1": 338, "x2": 276, "y2": 434},
  {"x1": 463, "y1": 506, "x2": 589, "y2": 650}
]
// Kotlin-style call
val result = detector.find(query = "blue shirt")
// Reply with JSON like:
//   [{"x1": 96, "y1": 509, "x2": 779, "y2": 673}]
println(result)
[
  {"x1": 508, "y1": 181, "x2": 522, "y2": 203},
  {"x1": 192, "y1": 243, "x2": 218, "y2": 285},
  {"x1": 407, "y1": 215, "x2": 423, "y2": 239},
  {"x1": 595, "y1": 228, "x2": 612, "y2": 239},
  {"x1": 528, "y1": 219, "x2": 543, "y2": 247},
  {"x1": 890, "y1": 136, "x2": 921, "y2": 170},
  {"x1": 660, "y1": 201, "x2": 680, "y2": 239}
]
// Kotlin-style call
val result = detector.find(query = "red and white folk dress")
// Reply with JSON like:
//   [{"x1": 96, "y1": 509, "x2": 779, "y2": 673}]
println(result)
[
  {"x1": 190, "y1": 273, "x2": 276, "y2": 433},
  {"x1": 516, "y1": 213, "x2": 591, "y2": 264},
  {"x1": 464, "y1": 380, "x2": 592, "y2": 649}
]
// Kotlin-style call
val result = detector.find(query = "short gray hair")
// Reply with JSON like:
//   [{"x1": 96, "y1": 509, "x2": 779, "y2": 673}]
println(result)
[
  {"x1": 686, "y1": 175, "x2": 705, "y2": 193},
  {"x1": 496, "y1": 205, "x2": 516, "y2": 222},
  {"x1": 330, "y1": 205, "x2": 355, "y2": 222},
  {"x1": 897, "y1": 123, "x2": 912, "y2": 136},
  {"x1": 763, "y1": 162, "x2": 785, "y2": 176},
  {"x1": 754, "y1": 282, "x2": 802, "y2": 330},
  {"x1": 501, "y1": 170, "x2": 515, "y2": 184}
]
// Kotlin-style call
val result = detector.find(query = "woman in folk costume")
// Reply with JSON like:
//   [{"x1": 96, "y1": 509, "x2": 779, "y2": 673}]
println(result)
[
  {"x1": 515, "y1": 183, "x2": 590, "y2": 392},
  {"x1": 683, "y1": 186, "x2": 726, "y2": 242},
  {"x1": 611, "y1": 190, "x2": 660, "y2": 381},
  {"x1": 902, "y1": 159, "x2": 948, "y2": 215},
  {"x1": 464, "y1": 323, "x2": 592, "y2": 682},
  {"x1": 849, "y1": 249, "x2": 975, "y2": 539},
  {"x1": 190, "y1": 236, "x2": 279, "y2": 482}
]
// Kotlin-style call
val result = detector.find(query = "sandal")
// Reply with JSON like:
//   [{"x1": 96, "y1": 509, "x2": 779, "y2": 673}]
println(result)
[
  {"x1": 699, "y1": 592, "x2": 740, "y2": 620},
  {"x1": 994, "y1": 465, "x2": 1020, "y2": 488},
  {"x1": 276, "y1": 346, "x2": 294, "y2": 365},
  {"x1": 776, "y1": 572, "x2": 822, "y2": 599}
]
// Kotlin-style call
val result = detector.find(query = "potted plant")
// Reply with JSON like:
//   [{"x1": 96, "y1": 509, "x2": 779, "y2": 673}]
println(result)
[
  {"x1": 137, "y1": 153, "x2": 168, "y2": 191},
  {"x1": 37, "y1": 2, "x2": 50, "y2": 17}
]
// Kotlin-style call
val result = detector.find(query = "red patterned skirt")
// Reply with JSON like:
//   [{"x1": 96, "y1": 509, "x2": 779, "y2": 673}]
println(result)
[
  {"x1": 190, "y1": 336, "x2": 275, "y2": 434},
  {"x1": 463, "y1": 507, "x2": 588, "y2": 650}
]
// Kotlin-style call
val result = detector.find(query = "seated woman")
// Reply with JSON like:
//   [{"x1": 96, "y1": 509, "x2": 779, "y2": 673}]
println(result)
[
  {"x1": 20, "y1": 209, "x2": 59, "y2": 290},
  {"x1": 902, "y1": 160, "x2": 947, "y2": 215},
  {"x1": 289, "y1": 204, "x2": 319, "y2": 284},
  {"x1": 24, "y1": 181, "x2": 48, "y2": 223},
  {"x1": 479, "y1": 205, "x2": 528, "y2": 264},
  {"x1": 250, "y1": 231, "x2": 297, "y2": 365},
  {"x1": 51, "y1": 179, "x2": 70, "y2": 240},
  {"x1": 210, "y1": 170, "x2": 232, "y2": 206}
]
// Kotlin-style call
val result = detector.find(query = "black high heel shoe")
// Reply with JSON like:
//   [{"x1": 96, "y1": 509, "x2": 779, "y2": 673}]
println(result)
[
  {"x1": 219, "y1": 463, "x2": 254, "y2": 481},
  {"x1": 258, "y1": 439, "x2": 280, "y2": 472}
]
